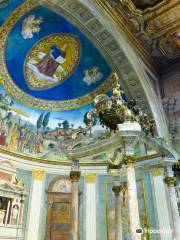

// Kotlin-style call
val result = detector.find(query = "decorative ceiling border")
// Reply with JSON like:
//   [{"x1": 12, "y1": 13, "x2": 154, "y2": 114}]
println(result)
[{"x1": 57, "y1": 0, "x2": 153, "y2": 113}]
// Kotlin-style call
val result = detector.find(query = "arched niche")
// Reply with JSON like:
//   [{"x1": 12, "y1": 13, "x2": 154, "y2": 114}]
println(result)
[{"x1": 46, "y1": 176, "x2": 72, "y2": 240}]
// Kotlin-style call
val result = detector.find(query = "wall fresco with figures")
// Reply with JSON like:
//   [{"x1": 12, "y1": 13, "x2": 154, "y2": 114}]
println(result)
[
  {"x1": 0, "y1": 87, "x2": 109, "y2": 161},
  {"x1": 0, "y1": 0, "x2": 115, "y2": 161}
]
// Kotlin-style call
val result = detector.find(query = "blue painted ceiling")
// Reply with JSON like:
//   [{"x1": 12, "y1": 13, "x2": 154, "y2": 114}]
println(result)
[
  {"x1": 0, "y1": 1, "x2": 112, "y2": 112},
  {"x1": 5, "y1": 6, "x2": 111, "y2": 101}
]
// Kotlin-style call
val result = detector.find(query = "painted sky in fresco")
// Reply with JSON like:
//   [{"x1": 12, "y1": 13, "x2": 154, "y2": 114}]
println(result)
[
  {"x1": 0, "y1": 85, "x2": 95, "y2": 129},
  {"x1": 5, "y1": 6, "x2": 112, "y2": 101},
  {"x1": 0, "y1": 0, "x2": 24, "y2": 25},
  {"x1": 0, "y1": 0, "x2": 112, "y2": 124}
]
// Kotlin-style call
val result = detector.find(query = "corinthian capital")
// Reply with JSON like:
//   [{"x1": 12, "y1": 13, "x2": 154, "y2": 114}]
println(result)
[{"x1": 70, "y1": 170, "x2": 81, "y2": 182}]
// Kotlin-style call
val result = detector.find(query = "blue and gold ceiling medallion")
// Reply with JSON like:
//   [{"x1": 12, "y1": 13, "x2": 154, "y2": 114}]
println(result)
[
  {"x1": 0, "y1": 1, "x2": 112, "y2": 111},
  {"x1": 24, "y1": 34, "x2": 81, "y2": 90}
]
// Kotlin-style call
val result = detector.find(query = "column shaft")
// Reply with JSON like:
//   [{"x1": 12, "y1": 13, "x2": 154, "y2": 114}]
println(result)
[
  {"x1": 112, "y1": 186, "x2": 121, "y2": 240},
  {"x1": 26, "y1": 170, "x2": 45, "y2": 240},
  {"x1": 85, "y1": 174, "x2": 96, "y2": 240},
  {"x1": 126, "y1": 159, "x2": 141, "y2": 240},
  {"x1": 165, "y1": 177, "x2": 180, "y2": 240},
  {"x1": 5, "y1": 200, "x2": 11, "y2": 225},
  {"x1": 152, "y1": 169, "x2": 173, "y2": 240},
  {"x1": 18, "y1": 200, "x2": 24, "y2": 226},
  {"x1": 70, "y1": 171, "x2": 81, "y2": 240}
]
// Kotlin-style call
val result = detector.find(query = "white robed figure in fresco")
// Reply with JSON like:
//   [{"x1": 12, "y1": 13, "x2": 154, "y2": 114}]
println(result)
[
  {"x1": 83, "y1": 66, "x2": 103, "y2": 85},
  {"x1": 22, "y1": 15, "x2": 43, "y2": 39},
  {"x1": 28, "y1": 44, "x2": 67, "y2": 82}
]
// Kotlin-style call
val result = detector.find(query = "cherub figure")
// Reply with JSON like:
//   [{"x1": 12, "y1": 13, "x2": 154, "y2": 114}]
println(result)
[{"x1": 22, "y1": 15, "x2": 43, "y2": 39}]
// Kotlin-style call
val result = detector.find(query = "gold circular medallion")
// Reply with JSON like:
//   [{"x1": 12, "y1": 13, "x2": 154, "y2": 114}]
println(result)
[{"x1": 25, "y1": 34, "x2": 80, "y2": 90}]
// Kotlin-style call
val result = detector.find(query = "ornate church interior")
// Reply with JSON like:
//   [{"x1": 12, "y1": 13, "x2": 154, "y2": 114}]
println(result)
[{"x1": 0, "y1": 0, "x2": 179, "y2": 240}]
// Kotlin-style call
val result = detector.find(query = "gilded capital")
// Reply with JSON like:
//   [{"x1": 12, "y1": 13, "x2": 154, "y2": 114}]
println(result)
[
  {"x1": 70, "y1": 170, "x2": 81, "y2": 182},
  {"x1": 112, "y1": 185, "x2": 121, "y2": 196},
  {"x1": 164, "y1": 177, "x2": 175, "y2": 187},
  {"x1": 152, "y1": 168, "x2": 164, "y2": 177},
  {"x1": 32, "y1": 170, "x2": 45, "y2": 181},
  {"x1": 84, "y1": 173, "x2": 96, "y2": 183},
  {"x1": 124, "y1": 156, "x2": 135, "y2": 167}
]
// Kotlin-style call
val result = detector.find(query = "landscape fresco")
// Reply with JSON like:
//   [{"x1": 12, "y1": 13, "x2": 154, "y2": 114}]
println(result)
[{"x1": 0, "y1": 87, "x2": 107, "y2": 161}]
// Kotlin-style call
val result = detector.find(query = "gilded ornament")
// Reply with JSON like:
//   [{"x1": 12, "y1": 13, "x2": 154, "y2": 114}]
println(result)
[
  {"x1": 25, "y1": 34, "x2": 80, "y2": 90},
  {"x1": 70, "y1": 170, "x2": 81, "y2": 182},
  {"x1": 112, "y1": 185, "x2": 121, "y2": 195},
  {"x1": 32, "y1": 169, "x2": 45, "y2": 180},
  {"x1": 164, "y1": 177, "x2": 175, "y2": 187},
  {"x1": 151, "y1": 168, "x2": 164, "y2": 177},
  {"x1": 124, "y1": 156, "x2": 135, "y2": 167},
  {"x1": 85, "y1": 73, "x2": 156, "y2": 135},
  {"x1": 84, "y1": 173, "x2": 96, "y2": 183}
]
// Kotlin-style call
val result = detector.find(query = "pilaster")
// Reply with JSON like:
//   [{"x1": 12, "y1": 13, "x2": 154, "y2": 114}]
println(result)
[
  {"x1": 85, "y1": 173, "x2": 97, "y2": 240},
  {"x1": 26, "y1": 170, "x2": 45, "y2": 240}
]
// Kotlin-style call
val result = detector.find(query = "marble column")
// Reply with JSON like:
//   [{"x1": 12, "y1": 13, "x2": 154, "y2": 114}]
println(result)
[
  {"x1": 5, "y1": 199, "x2": 11, "y2": 225},
  {"x1": 70, "y1": 170, "x2": 81, "y2": 240},
  {"x1": 112, "y1": 185, "x2": 122, "y2": 240},
  {"x1": 164, "y1": 176, "x2": 180, "y2": 240},
  {"x1": 152, "y1": 169, "x2": 173, "y2": 240},
  {"x1": 18, "y1": 196, "x2": 25, "y2": 226},
  {"x1": 125, "y1": 157, "x2": 141, "y2": 240},
  {"x1": 26, "y1": 170, "x2": 45, "y2": 240},
  {"x1": 85, "y1": 173, "x2": 96, "y2": 240}
]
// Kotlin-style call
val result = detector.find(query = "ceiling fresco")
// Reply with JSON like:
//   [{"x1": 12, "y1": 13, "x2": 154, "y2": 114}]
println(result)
[
  {"x1": 131, "y1": 0, "x2": 163, "y2": 9},
  {"x1": 1, "y1": 3, "x2": 112, "y2": 110},
  {"x1": 0, "y1": 0, "x2": 114, "y2": 162},
  {"x1": 103, "y1": 0, "x2": 180, "y2": 70},
  {"x1": 0, "y1": 0, "x2": 157, "y2": 163}
]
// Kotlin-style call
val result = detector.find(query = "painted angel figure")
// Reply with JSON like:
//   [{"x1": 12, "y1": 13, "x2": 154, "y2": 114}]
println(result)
[
  {"x1": 22, "y1": 15, "x2": 42, "y2": 39},
  {"x1": 83, "y1": 66, "x2": 103, "y2": 85}
]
